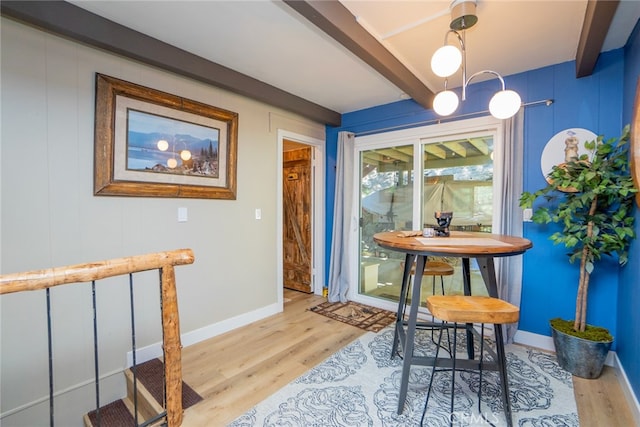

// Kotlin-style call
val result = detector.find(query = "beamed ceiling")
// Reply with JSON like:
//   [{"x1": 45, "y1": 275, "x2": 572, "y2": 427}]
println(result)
[{"x1": 1, "y1": 1, "x2": 639, "y2": 126}]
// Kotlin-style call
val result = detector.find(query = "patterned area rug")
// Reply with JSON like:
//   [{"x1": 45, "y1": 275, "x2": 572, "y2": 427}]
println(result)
[
  {"x1": 229, "y1": 328, "x2": 578, "y2": 426},
  {"x1": 309, "y1": 301, "x2": 396, "y2": 332}
]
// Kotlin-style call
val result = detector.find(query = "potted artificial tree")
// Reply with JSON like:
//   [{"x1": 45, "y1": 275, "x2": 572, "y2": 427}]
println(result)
[{"x1": 519, "y1": 124, "x2": 637, "y2": 379}]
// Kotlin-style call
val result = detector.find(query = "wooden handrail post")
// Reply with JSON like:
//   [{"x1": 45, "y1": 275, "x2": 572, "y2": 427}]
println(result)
[{"x1": 161, "y1": 264, "x2": 183, "y2": 427}]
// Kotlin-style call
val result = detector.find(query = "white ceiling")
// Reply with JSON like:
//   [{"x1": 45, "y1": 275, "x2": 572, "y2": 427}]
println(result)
[{"x1": 69, "y1": 0, "x2": 640, "y2": 115}]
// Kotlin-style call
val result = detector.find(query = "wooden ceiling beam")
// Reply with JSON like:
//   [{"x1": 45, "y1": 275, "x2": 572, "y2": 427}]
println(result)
[
  {"x1": 376, "y1": 148, "x2": 412, "y2": 163},
  {"x1": 443, "y1": 142, "x2": 467, "y2": 158},
  {"x1": 424, "y1": 145, "x2": 447, "y2": 160},
  {"x1": 468, "y1": 138, "x2": 489, "y2": 155},
  {"x1": 424, "y1": 154, "x2": 492, "y2": 169},
  {"x1": 0, "y1": 0, "x2": 342, "y2": 126},
  {"x1": 283, "y1": 0, "x2": 434, "y2": 110},
  {"x1": 362, "y1": 152, "x2": 385, "y2": 163},
  {"x1": 575, "y1": 0, "x2": 620, "y2": 78}
]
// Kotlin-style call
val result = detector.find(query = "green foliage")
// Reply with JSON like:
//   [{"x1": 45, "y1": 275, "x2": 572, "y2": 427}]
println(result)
[
  {"x1": 520, "y1": 125, "x2": 637, "y2": 268},
  {"x1": 520, "y1": 125, "x2": 637, "y2": 334}
]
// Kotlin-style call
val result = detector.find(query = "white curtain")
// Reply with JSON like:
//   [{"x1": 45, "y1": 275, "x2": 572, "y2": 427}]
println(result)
[
  {"x1": 496, "y1": 110, "x2": 525, "y2": 342},
  {"x1": 328, "y1": 132, "x2": 356, "y2": 303}
]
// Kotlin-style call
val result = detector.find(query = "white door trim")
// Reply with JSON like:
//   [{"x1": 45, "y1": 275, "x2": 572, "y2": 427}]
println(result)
[{"x1": 277, "y1": 129, "x2": 326, "y2": 306}]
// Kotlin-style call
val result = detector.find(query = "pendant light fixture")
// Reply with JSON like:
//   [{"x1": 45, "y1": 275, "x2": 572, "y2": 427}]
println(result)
[{"x1": 431, "y1": 0, "x2": 521, "y2": 119}]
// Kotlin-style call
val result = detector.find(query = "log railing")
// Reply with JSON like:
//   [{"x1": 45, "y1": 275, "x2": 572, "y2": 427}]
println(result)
[{"x1": 0, "y1": 249, "x2": 195, "y2": 427}]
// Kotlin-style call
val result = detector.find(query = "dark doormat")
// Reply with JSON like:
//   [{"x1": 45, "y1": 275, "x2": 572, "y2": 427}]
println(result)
[{"x1": 309, "y1": 300, "x2": 396, "y2": 332}]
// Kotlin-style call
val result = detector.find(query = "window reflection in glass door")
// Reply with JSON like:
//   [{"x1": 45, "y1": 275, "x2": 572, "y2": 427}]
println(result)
[
  {"x1": 357, "y1": 132, "x2": 497, "y2": 305},
  {"x1": 422, "y1": 135, "x2": 494, "y2": 232},
  {"x1": 359, "y1": 145, "x2": 414, "y2": 301},
  {"x1": 421, "y1": 134, "x2": 495, "y2": 298}
]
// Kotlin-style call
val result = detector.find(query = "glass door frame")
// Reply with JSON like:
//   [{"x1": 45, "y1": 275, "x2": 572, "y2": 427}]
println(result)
[{"x1": 348, "y1": 116, "x2": 505, "y2": 311}]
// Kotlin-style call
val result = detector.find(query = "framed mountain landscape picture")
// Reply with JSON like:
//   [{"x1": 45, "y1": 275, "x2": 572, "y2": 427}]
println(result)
[{"x1": 94, "y1": 73, "x2": 238, "y2": 199}]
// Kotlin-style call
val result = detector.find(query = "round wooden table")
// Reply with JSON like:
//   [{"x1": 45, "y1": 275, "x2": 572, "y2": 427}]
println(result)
[{"x1": 373, "y1": 231, "x2": 532, "y2": 414}]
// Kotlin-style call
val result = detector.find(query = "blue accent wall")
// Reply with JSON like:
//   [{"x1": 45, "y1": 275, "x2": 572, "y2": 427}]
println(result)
[
  {"x1": 619, "y1": 19, "x2": 640, "y2": 405},
  {"x1": 518, "y1": 51, "x2": 625, "y2": 340},
  {"x1": 325, "y1": 28, "x2": 639, "y2": 397}
]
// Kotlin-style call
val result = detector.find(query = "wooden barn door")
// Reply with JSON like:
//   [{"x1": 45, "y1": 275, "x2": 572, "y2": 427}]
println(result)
[{"x1": 283, "y1": 146, "x2": 312, "y2": 293}]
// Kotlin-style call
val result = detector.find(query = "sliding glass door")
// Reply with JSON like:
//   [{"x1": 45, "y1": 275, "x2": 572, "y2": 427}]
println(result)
[
  {"x1": 359, "y1": 143, "x2": 414, "y2": 301},
  {"x1": 354, "y1": 118, "x2": 503, "y2": 308}
]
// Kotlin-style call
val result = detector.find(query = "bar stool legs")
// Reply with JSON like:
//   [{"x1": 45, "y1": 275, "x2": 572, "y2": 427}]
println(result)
[
  {"x1": 421, "y1": 319, "x2": 447, "y2": 426},
  {"x1": 421, "y1": 295, "x2": 519, "y2": 427},
  {"x1": 494, "y1": 323, "x2": 513, "y2": 425},
  {"x1": 400, "y1": 260, "x2": 454, "y2": 356}
]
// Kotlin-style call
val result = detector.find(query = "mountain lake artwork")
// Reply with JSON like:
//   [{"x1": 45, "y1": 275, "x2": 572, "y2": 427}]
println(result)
[{"x1": 126, "y1": 109, "x2": 220, "y2": 178}]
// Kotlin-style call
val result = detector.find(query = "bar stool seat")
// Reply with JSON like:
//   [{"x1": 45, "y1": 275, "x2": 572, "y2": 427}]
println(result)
[
  {"x1": 401, "y1": 260, "x2": 454, "y2": 305},
  {"x1": 428, "y1": 295, "x2": 519, "y2": 324},
  {"x1": 421, "y1": 295, "x2": 520, "y2": 427},
  {"x1": 411, "y1": 260, "x2": 455, "y2": 278}
]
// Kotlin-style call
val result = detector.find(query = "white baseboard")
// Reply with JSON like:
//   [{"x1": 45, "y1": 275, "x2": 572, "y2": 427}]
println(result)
[
  {"x1": 513, "y1": 329, "x2": 555, "y2": 352},
  {"x1": 612, "y1": 352, "x2": 640, "y2": 425},
  {"x1": 126, "y1": 301, "x2": 282, "y2": 366}
]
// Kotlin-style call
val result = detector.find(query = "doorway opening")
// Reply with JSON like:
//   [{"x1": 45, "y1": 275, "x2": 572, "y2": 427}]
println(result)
[
  {"x1": 283, "y1": 143, "x2": 313, "y2": 293},
  {"x1": 277, "y1": 130, "x2": 325, "y2": 306}
]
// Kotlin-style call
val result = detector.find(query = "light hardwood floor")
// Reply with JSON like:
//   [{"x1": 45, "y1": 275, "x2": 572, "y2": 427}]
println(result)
[{"x1": 181, "y1": 289, "x2": 636, "y2": 426}]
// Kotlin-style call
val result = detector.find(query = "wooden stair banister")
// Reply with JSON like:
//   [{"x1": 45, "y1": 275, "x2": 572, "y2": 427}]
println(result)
[
  {"x1": 0, "y1": 249, "x2": 195, "y2": 427},
  {"x1": 0, "y1": 249, "x2": 195, "y2": 293}
]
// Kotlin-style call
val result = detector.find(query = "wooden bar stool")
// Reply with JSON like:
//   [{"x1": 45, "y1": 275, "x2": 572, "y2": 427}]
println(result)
[
  {"x1": 421, "y1": 295, "x2": 520, "y2": 427},
  {"x1": 401, "y1": 260, "x2": 455, "y2": 351},
  {"x1": 400, "y1": 260, "x2": 454, "y2": 311}
]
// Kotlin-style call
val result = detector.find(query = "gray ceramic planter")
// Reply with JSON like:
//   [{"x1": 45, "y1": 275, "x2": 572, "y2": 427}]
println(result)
[{"x1": 551, "y1": 325, "x2": 612, "y2": 379}]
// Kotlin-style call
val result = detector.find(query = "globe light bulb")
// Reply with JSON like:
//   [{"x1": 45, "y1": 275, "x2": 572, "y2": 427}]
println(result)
[
  {"x1": 167, "y1": 158, "x2": 178, "y2": 169},
  {"x1": 433, "y1": 90, "x2": 460, "y2": 116},
  {"x1": 157, "y1": 139, "x2": 169, "y2": 151},
  {"x1": 431, "y1": 45, "x2": 462, "y2": 78},
  {"x1": 489, "y1": 89, "x2": 522, "y2": 119},
  {"x1": 180, "y1": 150, "x2": 192, "y2": 161}
]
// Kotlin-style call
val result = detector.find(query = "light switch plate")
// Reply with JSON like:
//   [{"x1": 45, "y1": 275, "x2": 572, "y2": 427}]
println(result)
[{"x1": 178, "y1": 207, "x2": 188, "y2": 222}]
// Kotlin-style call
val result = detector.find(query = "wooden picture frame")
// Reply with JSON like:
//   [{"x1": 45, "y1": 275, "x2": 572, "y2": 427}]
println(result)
[
  {"x1": 94, "y1": 73, "x2": 238, "y2": 199},
  {"x1": 632, "y1": 78, "x2": 640, "y2": 207}
]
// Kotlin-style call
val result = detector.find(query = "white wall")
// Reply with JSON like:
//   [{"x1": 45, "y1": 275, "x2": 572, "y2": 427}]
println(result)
[{"x1": 0, "y1": 18, "x2": 325, "y2": 426}]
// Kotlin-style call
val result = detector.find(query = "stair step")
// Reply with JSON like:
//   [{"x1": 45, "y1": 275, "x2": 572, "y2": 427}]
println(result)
[
  {"x1": 83, "y1": 359, "x2": 165, "y2": 427},
  {"x1": 83, "y1": 400, "x2": 134, "y2": 426},
  {"x1": 128, "y1": 358, "x2": 203, "y2": 409},
  {"x1": 129, "y1": 358, "x2": 170, "y2": 408},
  {"x1": 125, "y1": 361, "x2": 164, "y2": 420},
  {"x1": 83, "y1": 358, "x2": 202, "y2": 426}
]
